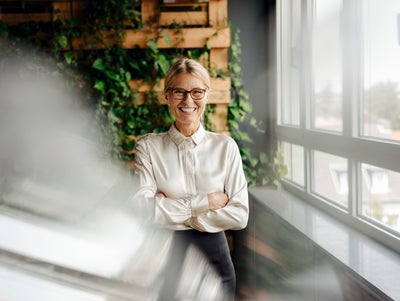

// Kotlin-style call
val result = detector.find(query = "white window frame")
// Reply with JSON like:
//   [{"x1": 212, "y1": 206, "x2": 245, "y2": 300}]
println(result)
[{"x1": 276, "y1": 0, "x2": 400, "y2": 253}]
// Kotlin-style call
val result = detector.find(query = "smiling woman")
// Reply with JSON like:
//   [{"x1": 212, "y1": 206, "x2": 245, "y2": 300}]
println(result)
[
  {"x1": 165, "y1": 74, "x2": 208, "y2": 136},
  {"x1": 164, "y1": 58, "x2": 211, "y2": 137},
  {"x1": 133, "y1": 58, "x2": 249, "y2": 300}
]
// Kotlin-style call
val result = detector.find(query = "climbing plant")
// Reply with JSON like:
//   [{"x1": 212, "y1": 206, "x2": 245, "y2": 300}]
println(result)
[
  {"x1": 0, "y1": 1, "x2": 286, "y2": 186},
  {"x1": 228, "y1": 24, "x2": 287, "y2": 186}
]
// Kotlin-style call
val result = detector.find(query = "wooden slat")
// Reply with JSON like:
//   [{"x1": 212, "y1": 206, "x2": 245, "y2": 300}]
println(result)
[
  {"x1": 210, "y1": 48, "x2": 229, "y2": 72},
  {"x1": 72, "y1": 27, "x2": 230, "y2": 49},
  {"x1": 161, "y1": 3, "x2": 207, "y2": 11},
  {"x1": 159, "y1": 11, "x2": 207, "y2": 26},
  {"x1": 0, "y1": 13, "x2": 52, "y2": 24},
  {"x1": 52, "y1": 2, "x2": 71, "y2": 21},
  {"x1": 72, "y1": 0, "x2": 89, "y2": 23},
  {"x1": 209, "y1": 0, "x2": 227, "y2": 27},
  {"x1": 211, "y1": 104, "x2": 228, "y2": 132},
  {"x1": 124, "y1": 27, "x2": 230, "y2": 48},
  {"x1": 212, "y1": 77, "x2": 231, "y2": 90},
  {"x1": 141, "y1": 0, "x2": 159, "y2": 28}
]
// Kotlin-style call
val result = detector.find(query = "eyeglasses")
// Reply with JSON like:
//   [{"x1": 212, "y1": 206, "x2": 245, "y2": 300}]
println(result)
[{"x1": 168, "y1": 88, "x2": 207, "y2": 100}]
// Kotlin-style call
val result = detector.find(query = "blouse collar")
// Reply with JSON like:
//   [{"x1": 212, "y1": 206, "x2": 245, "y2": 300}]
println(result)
[{"x1": 168, "y1": 123, "x2": 206, "y2": 146}]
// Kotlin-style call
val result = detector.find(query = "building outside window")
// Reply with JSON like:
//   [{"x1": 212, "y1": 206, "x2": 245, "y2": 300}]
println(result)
[{"x1": 277, "y1": 0, "x2": 400, "y2": 251}]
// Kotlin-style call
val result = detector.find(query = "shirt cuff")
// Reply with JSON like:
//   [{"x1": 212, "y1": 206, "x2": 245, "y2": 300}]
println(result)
[{"x1": 190, "y1": 193, "x2": 209, "y2": 217}]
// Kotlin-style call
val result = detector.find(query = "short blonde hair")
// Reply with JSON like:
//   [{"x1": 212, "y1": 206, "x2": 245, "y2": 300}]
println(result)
[{"x1": 164, "y1": 58, "x2": 211, "y2": 94}]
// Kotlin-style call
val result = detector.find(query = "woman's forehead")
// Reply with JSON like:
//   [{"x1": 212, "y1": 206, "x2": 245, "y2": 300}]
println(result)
[{"x1": 171, "y1": 73, "x2": 205, "y2": 88}]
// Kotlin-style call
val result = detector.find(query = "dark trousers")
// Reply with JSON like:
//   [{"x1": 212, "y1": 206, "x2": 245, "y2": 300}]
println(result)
[{"x1": 159, "y1": 230, "x2": 236, "y2": 301}]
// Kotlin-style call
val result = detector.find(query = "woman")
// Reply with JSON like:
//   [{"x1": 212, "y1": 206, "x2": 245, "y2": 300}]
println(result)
[{"x1": 134, "y1": 58, "x2": 249, "y2": 300}]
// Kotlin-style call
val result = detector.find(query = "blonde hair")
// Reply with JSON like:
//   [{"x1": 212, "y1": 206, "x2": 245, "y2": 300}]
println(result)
[{"x1": 164, "y1": 58, "x2": 211, "y2": 94}]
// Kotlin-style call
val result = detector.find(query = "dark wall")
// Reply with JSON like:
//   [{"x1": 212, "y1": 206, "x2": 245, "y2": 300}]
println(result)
[{"x1": 228, "y1": 0, "x2": 276, "y2": 154}]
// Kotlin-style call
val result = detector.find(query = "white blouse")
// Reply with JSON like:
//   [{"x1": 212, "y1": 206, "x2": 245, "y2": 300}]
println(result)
[{"x1": 133, "y1": 123, "x2": 249, "y2": 233}]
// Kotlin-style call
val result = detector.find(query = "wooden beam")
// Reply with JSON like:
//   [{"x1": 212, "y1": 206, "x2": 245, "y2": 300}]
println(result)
[
  {"x1": 159, "y1": 11, "x2": 207, "y2": 26},
  {"x1": 72, "y1": 27, "x2": 230, "y2": 49},
  {"x1": 141, "y1": 0, "x2": 159, "y2": 28},
  {"x1": 209, "y1": 0, "x2": 228, "y2": 27},
  {"x1": 211, "y1": 104, "x2": 228, "y2": 132},
  {"x1": 124, "y1": 27, "x2": 230, "y2": 49},
  {"x1": 210, "y1": 48, "x2": 229, "y2": 72},
  {"x1": 52, "y1": 2, "x2": 71, "y2": 21},
  {"x1": 0, "y1": 13, "x2": 52, "y2": 24}
]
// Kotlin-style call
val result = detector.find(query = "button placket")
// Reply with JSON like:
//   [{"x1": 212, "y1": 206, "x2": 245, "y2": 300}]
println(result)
[
  {"x1": 187, "y1": 148, "x2": 196, "y2": 194},
  {"x1": 183, "y1": 139, "x2": 196, "y2": 195}
]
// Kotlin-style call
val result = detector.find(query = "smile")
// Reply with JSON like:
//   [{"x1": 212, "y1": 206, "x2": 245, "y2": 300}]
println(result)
[{"x1": 179, "y1": 107, "x2": 196, "y2": 113}]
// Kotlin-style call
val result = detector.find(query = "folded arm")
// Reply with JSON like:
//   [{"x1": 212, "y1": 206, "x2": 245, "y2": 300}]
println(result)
[{"x1": 133, "y1": 136, "x2": 249, "y2": 232}]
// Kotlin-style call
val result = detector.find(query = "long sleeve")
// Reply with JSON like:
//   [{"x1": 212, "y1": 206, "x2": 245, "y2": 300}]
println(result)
[
  {"x1": 133, "y1": 135, "x2": 210, "y2": 229},
  {"x1": 132, "y1": 125, "x2": 249, "y2": 232},
  {"x1": 184, "y1": 139, "x2": 249, "y2": 232}
]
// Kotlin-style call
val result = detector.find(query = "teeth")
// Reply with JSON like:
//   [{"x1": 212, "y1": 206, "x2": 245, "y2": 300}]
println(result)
[{"x1": 180, "y1": 108, "x2": 196, "y2": 113}]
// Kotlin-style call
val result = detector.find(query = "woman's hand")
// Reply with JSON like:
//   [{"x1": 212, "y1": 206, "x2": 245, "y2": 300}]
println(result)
[{"x1": 207, "y1": 192, "x2": 229, "y2": 210}]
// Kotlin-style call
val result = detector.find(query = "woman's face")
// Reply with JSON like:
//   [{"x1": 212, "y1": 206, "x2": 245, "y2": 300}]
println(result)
[{"x1": 167, "y1": 73, "x2": 208, "y2": 134}]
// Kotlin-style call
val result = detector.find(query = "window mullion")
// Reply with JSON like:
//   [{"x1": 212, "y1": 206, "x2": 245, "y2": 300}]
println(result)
[{"x1": 301, "y1": 0, "x2": 314, "y2": 132}]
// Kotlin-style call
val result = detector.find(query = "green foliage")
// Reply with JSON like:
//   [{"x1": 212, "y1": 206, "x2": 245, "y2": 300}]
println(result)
[
  {"x1": 365, "y1": 81, "x2": 400, "y2": 130},
  {"x1": 0, "y1": 2, "x2": 286, "y2": 186},
  {"x1": 228, "y1": 24, "x2": 287, "y2": 186}
]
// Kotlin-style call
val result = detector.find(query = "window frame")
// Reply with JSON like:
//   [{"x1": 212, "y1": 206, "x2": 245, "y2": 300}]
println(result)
[{"x1": 276, "y1": 0, "x2": 400, "y2": 252}]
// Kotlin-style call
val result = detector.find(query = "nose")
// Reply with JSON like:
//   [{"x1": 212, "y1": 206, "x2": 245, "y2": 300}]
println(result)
[{"x1": 182, "y1": 91, "x2": 192, "y2": 101}]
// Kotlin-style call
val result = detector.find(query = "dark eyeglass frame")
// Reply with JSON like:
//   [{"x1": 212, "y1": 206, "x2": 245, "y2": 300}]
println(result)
[{"x1": 167, "y1": 88, "x2": 207, "y2": 100}]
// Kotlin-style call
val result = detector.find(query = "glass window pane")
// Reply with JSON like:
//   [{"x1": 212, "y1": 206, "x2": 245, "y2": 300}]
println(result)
[
  {"x1": 280, "y1": 0, "x2": 301, "y2": 126},
  {"x1": 312, "y1": 151, "x2": 348, "y2": 207},
  {"x1": 312, "y1": 0, "x2": 343, "y2": 132},
  {"x1": 281, "y1": 141, "x2": 304, "y2": 186},
  {"x1": 361, "y1": 163, "x2": 400, "y2": 231},
  {"x1": 362, "y1": 0, "x2": 400, "y2": 142}
]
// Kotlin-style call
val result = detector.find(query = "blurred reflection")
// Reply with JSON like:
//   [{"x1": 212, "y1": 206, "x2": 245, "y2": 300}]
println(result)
[
  {"x1": 234, "y1": 194, "x2": 345, "y2": 301},
  {"x1": 0, "y1": 47, "x2": 224, "y2": 300}
]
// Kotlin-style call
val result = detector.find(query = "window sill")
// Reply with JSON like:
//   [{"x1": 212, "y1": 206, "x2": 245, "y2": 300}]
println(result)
[{"x1": 249, "y1": 186, "x2": 400, "y2": 301}]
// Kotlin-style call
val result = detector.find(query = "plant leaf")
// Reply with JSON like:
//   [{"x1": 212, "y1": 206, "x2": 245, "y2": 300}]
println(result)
[
  {"x1": 92, "y1": 58, "x2": 105, "y2": 71},
  {"x1": 94, "y1": 80, "x2": 105, "y2": 92}
]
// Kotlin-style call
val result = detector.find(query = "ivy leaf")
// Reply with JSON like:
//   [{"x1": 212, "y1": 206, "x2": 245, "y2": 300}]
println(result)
[
  {"x1": 240, "y1": 101, "x2": 252, "y2": 113},
  {"x1": 125, "y1": 71, "x2": 131, "y2": 81},
  {"x1": 229, "y1": 109, "x2": 241, "y2": 119},
  {"x1": 240, "y1": 147, "x2": 251, "y2": 158},
  {"x1": 249, "y1": 117, "x2": 258, "y2": 127},
  {"x1": 157, "y1": 54, "x2": 170, "y2": 76},
  {"x1": 106, "y1": 70, "x2": 119, "y2": 80},
  {"x1": 163, "y1": 32, "x2": 172, "y2": 47},
  {"x1": 63, "y1": 51, "x2": 74, "y2": 65},
  {"x1": 57, "y1": 35, "x2": 68, "y2": 49},
  {"x1": 147, "y1": 40, "x2": 157, "y2": 52},
  {"x1": 238, "y1": 132, "x2": 253, "y2": 143},
  {"x1": 94, "y1": 80, "x2": 105, "y2": 92},
  {"x1": 249, "y1": 157, "x2": 259, "y2": 168},
  {"x1": 229, "y1": 120, "x2": 239, "y2": 130},
  {"x1": 92, "y1": 58, "x2": 105, "y2": 71},
  {"x1": 127, "y1": 120, "x2": 135, "y2": 128},
  {"x1": 129, "y1": 60, "x2": 140, "y2": 71}
]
